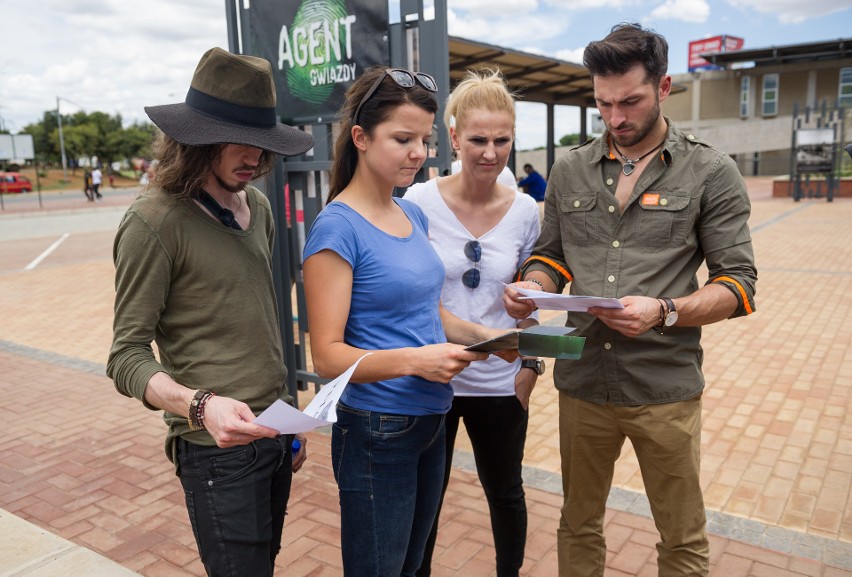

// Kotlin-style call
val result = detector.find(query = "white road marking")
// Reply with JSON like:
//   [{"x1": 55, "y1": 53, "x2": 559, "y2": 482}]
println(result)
[{"x1": 25, "y1": 233, "x2": 70, "y2": 270}]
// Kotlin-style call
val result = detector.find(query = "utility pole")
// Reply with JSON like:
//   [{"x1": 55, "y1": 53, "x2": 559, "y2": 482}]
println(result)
[{"x1": 57, "y1": 96, "x2": 68, "y2": 179}]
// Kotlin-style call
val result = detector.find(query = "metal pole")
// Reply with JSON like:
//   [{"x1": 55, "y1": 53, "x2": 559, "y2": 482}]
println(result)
[{"x1": 56, "y1": 96, "x2": 68, "y2": 179}]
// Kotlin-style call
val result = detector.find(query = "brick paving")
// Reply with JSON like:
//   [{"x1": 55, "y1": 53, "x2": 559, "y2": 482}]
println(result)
[{"x1": 1, "y1": 178, "x2": 851, "y2": 576}]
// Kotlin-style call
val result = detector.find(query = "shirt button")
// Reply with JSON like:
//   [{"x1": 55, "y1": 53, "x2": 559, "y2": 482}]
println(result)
[
  {"x1": 612, "y1": 240, "x2": 620, "y2": 248},
  {"x1": 607, "y1": 275, "x2": 615, "y2": 283},
  {"x1": 573, "y1": 200, "x2": 580, "y2": 208},
  {"x1": 687, "y1": 134, "x2": 695, "y2": 140},
  {"x1": 606, "y1": 178, "x2": 614, "y2": 186},
  {"x1": 604, "y1": 343, "x2": 612, "y2": 350},
  {"x1": 660, "y1": 198, "x2": 668, "y2": 206},
  {"x1": 608, "y1": 205, "x2": 615, "y2": 213}
]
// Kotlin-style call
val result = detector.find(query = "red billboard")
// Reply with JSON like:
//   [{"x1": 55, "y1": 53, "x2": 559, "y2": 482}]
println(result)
[{"x1": 688, "y1": 35, "x2": 744, "y2": 71}]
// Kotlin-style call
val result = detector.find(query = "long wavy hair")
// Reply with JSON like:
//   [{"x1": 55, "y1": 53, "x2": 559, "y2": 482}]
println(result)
[
  {"x1": 327, "y1": 66, "x2": 439, "y2": 204},
  {"x1": 149, "y1": 131, "x2": 275, "y2": 200}
]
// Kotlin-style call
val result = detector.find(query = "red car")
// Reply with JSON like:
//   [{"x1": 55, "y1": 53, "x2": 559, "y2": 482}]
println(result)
[{"x1": 0, "y1": 172, "x2": 33, "y2": 193}]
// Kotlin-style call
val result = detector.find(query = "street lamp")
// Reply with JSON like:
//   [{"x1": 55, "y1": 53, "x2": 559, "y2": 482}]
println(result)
[{"x1": 56, "y1": 96, "x2": 68, "y2": 179}]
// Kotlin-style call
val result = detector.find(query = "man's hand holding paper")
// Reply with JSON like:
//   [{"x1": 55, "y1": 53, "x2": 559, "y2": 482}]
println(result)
[{"x1": 513, "y1": 286, "x2": 624, "y2": 312}]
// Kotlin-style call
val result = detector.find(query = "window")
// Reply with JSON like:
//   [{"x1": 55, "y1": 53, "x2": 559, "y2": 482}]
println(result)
[
  {"x1": 762, "y1": 74, "x2": 778, "y2": 116},
  {"x1": 840, "y1": 67, "x2": 852, "y2": 107},
  {"x1": 740, "y1": 76, "x2": 750, "y2": 117}
]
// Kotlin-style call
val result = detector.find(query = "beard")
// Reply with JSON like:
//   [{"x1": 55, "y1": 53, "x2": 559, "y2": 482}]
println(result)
[
  {"x1": 609, "y1": 98, "x2": 661, "y2": 149},
  {"x1": 215, "y1": 173, "x2": 250, "y2": 194}
]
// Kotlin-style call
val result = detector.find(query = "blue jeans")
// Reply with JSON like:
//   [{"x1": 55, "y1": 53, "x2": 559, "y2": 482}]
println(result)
[
  {"x1": 177, "y1": 435, "x2": 294, "y2": 577},
  {"x1": 332, "y1": 402, "x2": 446, "y2": 577},
  {"x1": 417, "y1": 395, "x2": 528, "y2": 577}
]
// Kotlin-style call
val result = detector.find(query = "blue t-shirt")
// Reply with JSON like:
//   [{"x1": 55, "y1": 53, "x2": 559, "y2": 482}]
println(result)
[
  {"x1": 518, "y1": 170, "x2": 547, "y2": 201},
  {"x1": 303, "y1": 198, "x2": 452, "y2": 415}
]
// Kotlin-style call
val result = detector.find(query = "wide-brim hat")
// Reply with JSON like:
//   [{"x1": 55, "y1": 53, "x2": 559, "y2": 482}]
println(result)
[{"x1": 145, "y1": 47, "x2": 313, "y2": 157}]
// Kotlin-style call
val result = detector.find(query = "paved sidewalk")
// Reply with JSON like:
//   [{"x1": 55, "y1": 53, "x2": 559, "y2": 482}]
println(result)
[{"x1": 0, "y1": 177, "x2": 850, "y2": 576}]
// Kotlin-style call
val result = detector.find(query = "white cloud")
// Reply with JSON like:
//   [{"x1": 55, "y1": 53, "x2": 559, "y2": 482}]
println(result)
[
  {"x1": 554, "y1": 47, "x2": 586, "y2": 64},
  {"x1": 0, "y1": 0, "x2": 229, "y2": 132},
  {"x1": 542, "y1": 0, "x2": 642, "y2": 9},
  {"x1": 450, "y1": 0, "x2": 539, "y2": 11},
  {"x1": 447, "y1": 8, "x2": 567, "y2": 46},
  {"x1": 726, "y1": 0, "x2": 851, "y2": 24},
  {"x1": 648, "y1": 0, "x2": 711, "y2": 23}
]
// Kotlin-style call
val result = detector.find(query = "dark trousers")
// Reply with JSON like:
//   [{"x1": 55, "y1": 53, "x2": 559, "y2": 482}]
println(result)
[
  {"x1": 177, "y1": 435, "x2": 294, "y2": 577},
  {"x1": 417, "y1": 395, "x2": 528, "y2": 577}
]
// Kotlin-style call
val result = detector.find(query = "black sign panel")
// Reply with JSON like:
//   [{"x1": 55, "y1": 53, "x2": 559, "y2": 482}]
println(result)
[{"x1": 248, "y1": 0, "x2": 389, "y2": 124}]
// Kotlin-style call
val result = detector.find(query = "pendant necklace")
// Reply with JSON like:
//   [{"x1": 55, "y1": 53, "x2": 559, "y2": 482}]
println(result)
[{"x1": 611, "y1": 137, "x2": 667, "y2": 176}]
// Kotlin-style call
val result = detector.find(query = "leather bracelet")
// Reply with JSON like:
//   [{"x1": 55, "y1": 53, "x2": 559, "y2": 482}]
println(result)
[
  {"x1": 188, "y1": 389, "x2": 213, "y2": 431},
  {"x1": 652, "y1": 299, "x2": 665, "y2": 332}
]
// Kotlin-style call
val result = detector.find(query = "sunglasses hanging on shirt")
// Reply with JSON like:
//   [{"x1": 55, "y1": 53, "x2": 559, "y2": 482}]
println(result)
[
  {"x1": 462, "y1": 240, "x2": 481, "y2": 289},
  {"x1": 193, "y1": 190, "x2": 242, "y2": 230}
]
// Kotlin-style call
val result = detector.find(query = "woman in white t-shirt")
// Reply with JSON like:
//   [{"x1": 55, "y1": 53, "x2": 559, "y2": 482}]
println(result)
[{"x1": 404, "y1": 68, "x2": 541, "y2": 577}]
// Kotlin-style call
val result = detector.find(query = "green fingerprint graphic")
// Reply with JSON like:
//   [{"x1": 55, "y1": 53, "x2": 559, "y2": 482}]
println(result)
[{"x1": 288, "y1": 0, "x2": 347, "y2": 104}]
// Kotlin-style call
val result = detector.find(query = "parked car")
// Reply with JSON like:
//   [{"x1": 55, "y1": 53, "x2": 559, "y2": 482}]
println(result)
[{"x1": 0, "y1": 172, "x2": 33, "y2": 193}]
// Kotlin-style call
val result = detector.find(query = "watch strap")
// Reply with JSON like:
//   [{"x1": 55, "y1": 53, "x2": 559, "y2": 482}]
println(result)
[{"x1": 521, "y1": 358, "x2": 544, "y2": 375}]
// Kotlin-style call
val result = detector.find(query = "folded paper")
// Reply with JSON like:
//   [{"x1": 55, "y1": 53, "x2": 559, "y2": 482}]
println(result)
[{"x1": 466, "y1": 325, "x2": 585, "y2": 360}]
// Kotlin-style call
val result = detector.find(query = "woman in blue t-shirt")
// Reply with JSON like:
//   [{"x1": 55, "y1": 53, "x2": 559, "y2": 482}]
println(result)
[{"x1": 302, "y1": 67, "x2": 497, "y2": 576}]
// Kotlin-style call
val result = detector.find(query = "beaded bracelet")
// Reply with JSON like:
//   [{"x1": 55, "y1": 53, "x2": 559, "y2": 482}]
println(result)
[
  {"x1": 188, "y1": 389, "x2": 214, "y2": 431},
  {"x1": 195, "y1": 392, "x2": 216, "y2": 430},
  {"x1": 527, "y1": 278, "x2": 545, "y2": 291}
]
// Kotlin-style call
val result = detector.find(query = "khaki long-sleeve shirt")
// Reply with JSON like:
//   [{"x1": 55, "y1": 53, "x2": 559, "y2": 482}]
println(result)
[{"x1": 527, "y1": 120, "x2": 757, "y2": 406}]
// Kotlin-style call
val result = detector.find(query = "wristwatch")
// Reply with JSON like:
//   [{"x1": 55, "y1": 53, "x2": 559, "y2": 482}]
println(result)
[
  {"x1": 521, "y1": 358, "x2": 545, "y2": 375},
  {"x1": 661, "y1": 297, "x2": 678, "y2": 329}
]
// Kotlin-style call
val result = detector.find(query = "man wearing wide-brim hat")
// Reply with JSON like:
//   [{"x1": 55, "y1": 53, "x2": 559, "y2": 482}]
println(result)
[{"x1": 107, "y1": 47, "x2": 313, "y2": 577}]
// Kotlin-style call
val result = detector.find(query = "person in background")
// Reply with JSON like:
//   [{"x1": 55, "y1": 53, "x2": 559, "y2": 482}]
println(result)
[
  {"x1": 302, "y1": 66, "x2": 498, "y2": 576},
  {"x1": 517, "y1": 163, "x2": 546, "y2": 201},
  {"x1": 91, "y1": 165, "x2": 103, "y2": 200},
  {"x1": 107, "y1": 47, "x2": 313, "y2": 577},
  {"x1": 504, "y1": 23, "x2": 757, "y2": 577},
  {"x1": 405, "y1": 68, "x2": 541, "y2": 577},
  {"x1": 82, "y1": 168, "x2": 93, "y2": 201}
]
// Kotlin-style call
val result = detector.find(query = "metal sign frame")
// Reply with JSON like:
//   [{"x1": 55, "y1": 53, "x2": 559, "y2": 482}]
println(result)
[{"x1": 789, "y1": 100, "x2": 846, "y2": 202}]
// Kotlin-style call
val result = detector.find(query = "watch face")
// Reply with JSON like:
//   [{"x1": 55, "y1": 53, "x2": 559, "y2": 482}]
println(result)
[{"x1": 665, "y1": 311, "x2": 679, "y2": 326}]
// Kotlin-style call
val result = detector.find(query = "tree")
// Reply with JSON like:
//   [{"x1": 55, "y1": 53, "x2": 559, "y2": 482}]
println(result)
[
  {"x1": 559, "y1": 133, "x2": 581, "y2": 147},
  {"x1": 21, "y1": 109, "x2": 156, "y2": 168}
]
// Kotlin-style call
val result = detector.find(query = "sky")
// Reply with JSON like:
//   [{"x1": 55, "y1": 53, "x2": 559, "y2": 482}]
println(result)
[{"x1": 2, "y1": 0, "x2": 851, "y2": 151}]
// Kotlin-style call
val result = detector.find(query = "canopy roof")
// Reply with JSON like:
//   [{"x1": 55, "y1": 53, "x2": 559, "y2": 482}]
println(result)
[
  {"x1": 448, "y1": 36, "x2": 686, "y2": 107},
  {"x1": 700, "y1": 38, "x2": 852, "y2": 67},
  {"x1": 448, "y1": 36, "x2": 597, "y2": 107}
]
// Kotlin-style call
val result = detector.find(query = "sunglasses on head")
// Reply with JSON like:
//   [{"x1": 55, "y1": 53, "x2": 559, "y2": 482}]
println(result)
[
  {"x1": 352, "y1": 68, "x2": 438, "y2": 126},
  {"x1": 462, "y1": 240, "x2": 481, "y2": 289}
]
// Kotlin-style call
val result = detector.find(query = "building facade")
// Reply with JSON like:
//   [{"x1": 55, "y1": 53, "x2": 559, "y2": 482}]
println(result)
[{"x1": 663, "y1": 39, "x2": 852, "y2": 177}]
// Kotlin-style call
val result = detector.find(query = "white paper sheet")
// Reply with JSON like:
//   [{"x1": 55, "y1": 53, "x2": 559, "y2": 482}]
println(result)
[
  {"x1": 254, "y1": 353, "x2": 371, "y2": 434},
  {"x1": 515, "y1": 287, "x2": 624, "y2": 312}
]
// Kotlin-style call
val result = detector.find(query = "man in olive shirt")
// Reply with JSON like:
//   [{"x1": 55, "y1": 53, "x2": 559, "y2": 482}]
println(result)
[
  {"x1": 504, "y1": 24, "x2": 757, "y2": 577},
  {"x1": 107, "y1": 48, "x2": 313, "y2": 577}
]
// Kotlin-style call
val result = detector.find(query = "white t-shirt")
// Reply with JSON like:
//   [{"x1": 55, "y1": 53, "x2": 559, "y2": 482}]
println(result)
[
  {"x1": 404, "y1": 178, "x2": 540, "y2": 396},
  {"x1": 451, "y1": 160, "x2": 518, "y2": 191},
  {"x1": 92, "y1": 168, "x2": 102, "y2": 185}
]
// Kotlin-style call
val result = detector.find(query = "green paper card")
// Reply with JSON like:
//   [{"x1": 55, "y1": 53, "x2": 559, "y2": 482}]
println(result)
[{"x1": 465, "y1": 325, "x2": 585, "y2": 360}]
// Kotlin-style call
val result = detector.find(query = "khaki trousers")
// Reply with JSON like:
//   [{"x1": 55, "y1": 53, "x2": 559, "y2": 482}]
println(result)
[{"x1": 557, "y1": 393, "x2": 709, "y2": 577}]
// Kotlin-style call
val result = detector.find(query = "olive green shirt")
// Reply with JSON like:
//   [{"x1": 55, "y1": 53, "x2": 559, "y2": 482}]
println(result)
[
  {"x1": 528, "y1": 120, "x2": 757, "y2": 406},
  {"x1": 107, "y1": 186, "x2": 291, "y2": 466}
]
